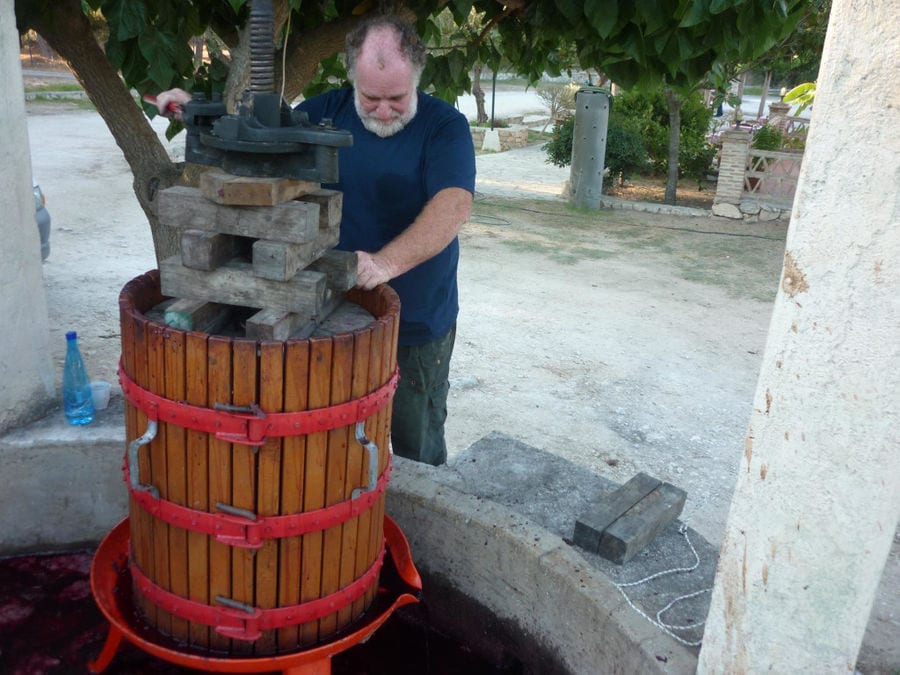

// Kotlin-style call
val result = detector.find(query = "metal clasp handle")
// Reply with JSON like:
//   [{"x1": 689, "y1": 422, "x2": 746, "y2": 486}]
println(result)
[
  {"x1": 352, "y1": 421, "x2": 380, "y2": 499},
  {"x1": 127, "y1": 420, "x2": 159, "y2": 498},
  {"x1": 213, "y1": 502, "x2": 265, "y2": 549},
  {"x1": 213, "y1": 595, "x2": 263, "y2": 641}
]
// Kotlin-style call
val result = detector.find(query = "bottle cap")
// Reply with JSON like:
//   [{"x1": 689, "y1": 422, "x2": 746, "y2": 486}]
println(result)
[{"x1": 66, "y1": 331, "x2": 77, "y2": 341}]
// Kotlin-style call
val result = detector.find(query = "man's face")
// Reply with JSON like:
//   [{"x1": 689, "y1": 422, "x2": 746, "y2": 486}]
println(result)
[{"x1": 352, "y1": 34, "x2": 418, "y2": 138}]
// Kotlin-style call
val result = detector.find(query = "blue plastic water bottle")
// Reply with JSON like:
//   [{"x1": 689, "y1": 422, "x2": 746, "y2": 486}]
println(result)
[{"x1": 62, "y1": 331, "x2": 95, "y2": 425}]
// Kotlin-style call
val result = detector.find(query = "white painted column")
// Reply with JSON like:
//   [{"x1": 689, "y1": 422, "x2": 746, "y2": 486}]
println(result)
[
  {"x1": 698, "y1": 1, "x2": 900, "y2": 671},
  {"x1": 0, "y1": 1, "x2": 54, "y2": 433}
]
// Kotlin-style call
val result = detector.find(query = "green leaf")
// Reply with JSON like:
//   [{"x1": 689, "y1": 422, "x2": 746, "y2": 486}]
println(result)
[
  {"x1": 784, "y1": 81, "x2": 816, "y2": 113},
  {"x1": 449, "y1": 0, "x2": 473, "y2": 25},
  {"x1": 103, "y1": 36, "x2": 126, "y2": 70},
  {"x1": 678, "y1": 0, "x2": 710, "y2": 27},
  {"x1": 138, "y1": 27, "x2": 180, "y2": 88},
  {"x1": 621, "y1": 27, "x2": 646, "y2": 63},
  {"x1": 554, "y1": 0, "x2": 584, "y2": 24},
  {"x1": 636, "y1": 0, "x2": 667, "y2": 35},
  {"x1": 584, "y1": 0, "x2": 619, "y2": 39},
  {"x1": 106, "y1": 0, "x2": 147, "y2": 41},
  {"x1": 421, "y1": 18, "x2": 440, "y2": 45},
  {"x1": 228, "y1": 0, "x2": 246, "y2": 13},
  {"x1": 709, "y1": 0, "x2": 731, "y2": 15},
  {"x1": 447, "y1": 50, "x2": 467, "y2": 86}
]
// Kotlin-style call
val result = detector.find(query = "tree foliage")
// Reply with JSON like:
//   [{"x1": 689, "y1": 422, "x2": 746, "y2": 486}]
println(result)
[
  {"x1": 748, "y1": 0, "x2": 830, "y2": 86},
  {"x1": 14, "y1": 0, "x2": 809, "y2": 256}
]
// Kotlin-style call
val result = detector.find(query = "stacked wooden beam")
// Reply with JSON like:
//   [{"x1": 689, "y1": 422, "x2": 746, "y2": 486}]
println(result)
[{"x1": 155, "y1": 170, "x2": 358, "y2": 340}]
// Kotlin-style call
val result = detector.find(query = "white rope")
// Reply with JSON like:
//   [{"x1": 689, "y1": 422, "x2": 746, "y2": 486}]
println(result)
[{"x1": 613, "y1": 525, "x2": 713, "y2": 648}]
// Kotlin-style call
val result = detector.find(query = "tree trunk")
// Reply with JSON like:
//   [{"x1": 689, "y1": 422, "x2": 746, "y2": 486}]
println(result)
[
  {"x1": 664, "y1": 87, "x2": 682, "y2": 205},
  {"x1": 278, "y1": 15, "x2": 367, "y2": 102},
  {"x1": 25, "y1": 0, "x2": 183, "y2": 265},
  {"x1": 757, "y1": 70, "x2": 772, "y2": 119},
  {"x1": 472, "y1": 62, "x2": 487, "y2": 124},
  {"x1": 737, "y1": 70, "x2": 747, "y2": 101}
]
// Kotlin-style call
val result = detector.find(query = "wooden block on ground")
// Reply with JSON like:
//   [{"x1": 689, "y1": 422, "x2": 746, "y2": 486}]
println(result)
[
  {"x1": 299, "y1": 188, "x2": 343, "y2": 230},
  {"x1": 158, "y1": 185, "x2": 319, "y2": 243},
  {"x1": 181, "y1": 230, "x2": 252, "y2": 270},
  {"x1": 163, "y1": 299, "x2": 232, "y2": 333},
  {"x1": 307, "y1": 250, "x2": 357, "y2": 291},
  {"x1": 598, "y1": 482, "x2": 686, "y2": 564},
  {"x1": 251, "y1": 227, "x2": 340, "y2": 281},
  {"x1": 159, "y1": 255, "x2": 326, "y2": 315},
  {"x1": 573, "y1": 472, "x2": 661, "y2": 554},
  {"x1": 201, "y1": 170, "x2": 320, "y2": 206}
]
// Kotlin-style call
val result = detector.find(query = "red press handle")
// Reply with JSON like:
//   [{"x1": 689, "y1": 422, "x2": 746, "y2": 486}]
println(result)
[{"x1": 142, "y1": 94, "x2": 180, "y2": 115}]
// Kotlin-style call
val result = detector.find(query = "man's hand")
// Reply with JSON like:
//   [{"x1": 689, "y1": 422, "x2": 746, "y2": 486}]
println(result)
[
  {"x1": 355, "y1": 251, "x2": 397, "y2": 290},
  {"x1": 155, "y1": 88, "x2": 192, "y2": 121}
]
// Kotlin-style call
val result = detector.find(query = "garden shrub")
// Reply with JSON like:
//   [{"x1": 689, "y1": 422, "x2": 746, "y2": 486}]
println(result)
[
  {"x1": 751, "y1": 124, "x2": 785, "y2": 151},
  {"x1": 542, "y1": 87, "x2": 716, "y2": 190},
  {"x1": 605, "y1": 122, "x2": 648, "y2": 185},
  {"x1": 543, "y1": 115, "x2": 574, "y2": 168}
]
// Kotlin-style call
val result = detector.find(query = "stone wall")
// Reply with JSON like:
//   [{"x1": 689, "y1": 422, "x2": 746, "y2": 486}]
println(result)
[
  {"x1": 470, "y1": 125, "x2": 530, "y2": 152},
  {"x1": 712, "y1": 128, "x2": 794, "y2": 222}
]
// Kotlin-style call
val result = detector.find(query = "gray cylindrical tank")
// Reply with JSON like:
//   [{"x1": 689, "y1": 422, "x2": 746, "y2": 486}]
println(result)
[{"x1": 569, "y1": 88, "x2": 612, "y2": 210}]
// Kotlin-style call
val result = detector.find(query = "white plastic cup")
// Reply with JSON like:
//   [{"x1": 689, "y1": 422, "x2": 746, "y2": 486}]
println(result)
[{"x1": 90, "y1": 381, "x2": 111, "y2": 410}]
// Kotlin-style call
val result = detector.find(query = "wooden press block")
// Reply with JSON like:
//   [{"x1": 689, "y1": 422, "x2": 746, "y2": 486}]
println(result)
[
  {"x1": 251, "y1": 227, "x2": 340, "y2": 281},
  {"x1": 598, "y1": 482, "x2": 686, "y2": 564},
  {"x1": 163, "y1": 298, "x2": 231, "y2": 333},
  {"x1": 245, "y1": 308, "x2": 310, "y2": 341},
  {"x1": 158, "y1": 185, "x2": 319, "y2": 244},
  {"x1": 573, "y1": 471, "x2": 687, "y2": 563},
  {"x1": 160, "y1": 255, "x2": 326, "y2": 314},
  {"x1": 245, "y1": 291, "x2": 346, "y2": 341},
  {"x1": 307, "y1": 250, "x2": 358, "y2": 291},
  {"x1": 180, "y1": 230, "x2": 252, "y2": 270},
  {"x1": 573, "y1": 472, "x2": 661, "y2": 554},
  {"x1": 200, "y1": 170, "x2": 320, "y2": 206},
  {"x1": 312, "y1": 299, "x2": 376, "y2": 337},
  {"x1": 299, "y1": 188, "x2": 343, "y2": 230}
]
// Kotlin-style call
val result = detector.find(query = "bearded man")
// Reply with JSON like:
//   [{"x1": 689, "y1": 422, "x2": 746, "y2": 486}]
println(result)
[{"x1": 157, "y1": 16, "x2": 475, "y2": 466}]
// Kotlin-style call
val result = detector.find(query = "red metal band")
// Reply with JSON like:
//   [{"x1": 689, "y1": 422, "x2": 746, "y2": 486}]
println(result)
[
  {"x1": 123, "y1": 457, "x2": 391, "y2": 549},
  {"x1": 118, "y1": 362, "x2": 399, "y2": 447},
  {"x1": 129, "y1": 541, "x2": 386, "y2": 642}
]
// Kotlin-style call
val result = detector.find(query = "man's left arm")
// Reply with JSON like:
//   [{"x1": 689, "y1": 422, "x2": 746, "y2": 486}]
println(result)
[{"x1": 355, "y1": 186, "x2": 472, "y2": 290}]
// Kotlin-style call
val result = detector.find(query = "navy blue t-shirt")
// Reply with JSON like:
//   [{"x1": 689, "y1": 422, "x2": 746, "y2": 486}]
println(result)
[{"x1": 297, "y1": 89, "x2": 476, "y2": 346}]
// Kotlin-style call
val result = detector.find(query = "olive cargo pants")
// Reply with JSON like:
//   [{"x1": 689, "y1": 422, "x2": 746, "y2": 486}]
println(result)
[{"x1": 390, "y1": 325, "x2": 456, "y2": 466}]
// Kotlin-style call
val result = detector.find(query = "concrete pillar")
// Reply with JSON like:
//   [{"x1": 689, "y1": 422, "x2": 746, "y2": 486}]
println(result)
[
  {"x1": 767, "y1": 100, "x2": 791, "y2": 119},
  {"x1": 569, "y1": 88, "x2": 611, "y2": 210},
  {"x1": 712, "y1": 129, "x2": 751, "y2": 219},
  {"x1": 699, "y1": 1, "x2": 900, "y2": 671},
  {"x1": 0, "y1": 1, "x2": 55, "y2": 434}
]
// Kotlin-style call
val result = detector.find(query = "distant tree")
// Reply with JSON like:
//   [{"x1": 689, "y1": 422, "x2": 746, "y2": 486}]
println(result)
[
  {"x1": 536, "y1": 82, "x2": 577, "y2": 131},
  {"x1": 742, "y1": 0, "x2": 831, "y2": 118}
]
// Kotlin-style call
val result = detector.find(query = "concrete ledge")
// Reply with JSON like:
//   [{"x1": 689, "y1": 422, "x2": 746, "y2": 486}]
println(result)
[
  {"x1": 600, "y1": 195, "x2": 710, "y2": 218},
  {"x1": 0, "y1": 407, "x2": 698, "y2": 672},
  {"x1": 0, "y1": 398, "x2": 127, "y2": 554},
  {"x1": 387, "y1": 458, "x2": 696, "y2": 674}
]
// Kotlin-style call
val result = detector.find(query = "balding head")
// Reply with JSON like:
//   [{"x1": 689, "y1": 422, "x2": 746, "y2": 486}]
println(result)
[
  {"x1": 346, "y1": 17, "x2": 425, "y2": 137},
  {"x1": 345, "y1": 16, "x2": 426, "y2": 85}
]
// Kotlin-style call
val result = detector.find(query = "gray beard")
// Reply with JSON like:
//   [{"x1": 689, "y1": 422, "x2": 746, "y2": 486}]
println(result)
[{"x1": 355, "y1": 91, "x2": 418, "y2": 138}]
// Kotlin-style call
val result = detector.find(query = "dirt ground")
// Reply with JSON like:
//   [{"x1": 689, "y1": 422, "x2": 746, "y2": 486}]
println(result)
[
  {"x1": 608, "y1": 175, "x2": 716, "y2": 209},
  {"x1": 22, "y1": 91, "x2": 898, "y2": 672}
]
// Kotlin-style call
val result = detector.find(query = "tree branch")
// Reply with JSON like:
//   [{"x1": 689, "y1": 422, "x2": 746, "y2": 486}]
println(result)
[{"x1": 27, "y1": 0, "x2": 183, "y2": 262}]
